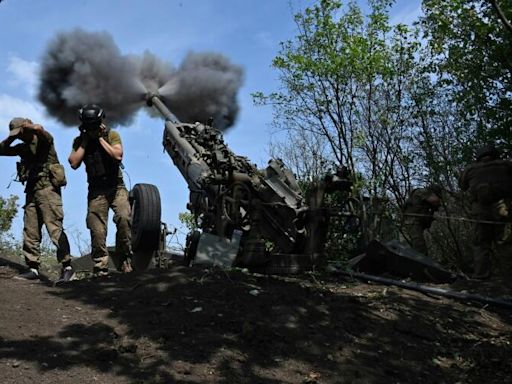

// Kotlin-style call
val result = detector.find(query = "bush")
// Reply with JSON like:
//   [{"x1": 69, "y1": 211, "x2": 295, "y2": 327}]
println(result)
[{"x1": 0, "y1": 195, "x2": 19, "y2": 244}]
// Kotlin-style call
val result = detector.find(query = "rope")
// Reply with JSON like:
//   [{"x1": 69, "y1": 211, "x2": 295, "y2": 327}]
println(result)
[{"x1": 404, "y1": 212, "x2": 508, "y2": 225}]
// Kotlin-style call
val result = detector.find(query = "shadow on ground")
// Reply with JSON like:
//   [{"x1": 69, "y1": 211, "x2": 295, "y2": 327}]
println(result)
[{"x1": 0, "y1": 255, "x2": 511, "y2": 383}]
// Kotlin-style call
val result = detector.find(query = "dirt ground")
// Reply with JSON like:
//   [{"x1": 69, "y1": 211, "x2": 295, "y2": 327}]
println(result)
[{"x1": 0, "y1": 254, "x2": 511, "y2": 384}]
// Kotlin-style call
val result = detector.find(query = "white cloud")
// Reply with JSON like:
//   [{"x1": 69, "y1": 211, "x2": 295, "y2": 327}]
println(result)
[
  {"x1": 7, "y1": 54, "x2": 39, "y2": 95},
  {"x1": 0, "y1": 54, "x2": 45, "y2": 134},
  {"x1": 0, "y1": 94, "x2": 45, "y2": 134}
]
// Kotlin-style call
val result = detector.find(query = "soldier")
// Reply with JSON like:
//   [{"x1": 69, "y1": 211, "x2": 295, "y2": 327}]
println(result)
[
  {"x1": 0, "y1": 118, "x2": 74, "y2": 282},
  {"x1": 68, "y1": 104, "x2": 133, "y2": 276},
  {"x1": 402, "y1": 184, "x2": 443, "y2": 256},
  {"x1": 459, "y1": 143, "x2": 512, "y2": 279}
]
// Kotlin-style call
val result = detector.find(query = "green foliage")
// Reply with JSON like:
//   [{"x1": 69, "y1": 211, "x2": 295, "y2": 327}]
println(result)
[
  {"x1": 253, "y1": 0, "x2": 426, "y2": 240},
  {"x1": 0, "y1": 195, "x2": 18, "y2": 238},
  {"x1": 420, "y1": 0, "x2": 512, "y2": 147},
  {"x1": 323, "y1": 191, "x2": 364, "y2": 263},
  {"x1": 0, "y1": 196, "x2": 63, "y2": 266},
  {"x1": 178, "y1": 211, "x2": 198, "y2": 232},
  {"x1": 299, "y1": 169, "x2": 366, "y2": 265},
  {"x1": 253, "y1": 0, "x2": 512, "y2": 272}
]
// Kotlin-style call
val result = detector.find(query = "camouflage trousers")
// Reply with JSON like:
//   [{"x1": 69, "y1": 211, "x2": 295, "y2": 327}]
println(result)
[
  {"x1": 23, "y1": 186, "x2": 71, "y2": 268},
  {"x1": 471, "y1": 221, "x2": 505, "y2": 278},
  {"x1": 87, "y1": 185, "x2": 132, "y2": 270},
  {"x1": 403, "y1": 219, "x2": 429, "y2": 256},
  {"x1": 470, "y1": 201, "x2": 509, "y2": 278}
]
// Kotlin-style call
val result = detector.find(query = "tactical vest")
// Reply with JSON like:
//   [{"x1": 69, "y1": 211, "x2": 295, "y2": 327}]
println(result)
[
  {"x1": 83, "y1": 137, "x2": 121, "y2": 189},
  {"x1": 18, "y1": 135, "x2": 58, "y2": 193}
]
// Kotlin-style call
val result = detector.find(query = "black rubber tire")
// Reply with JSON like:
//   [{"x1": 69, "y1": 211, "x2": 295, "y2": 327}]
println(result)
[
  {"x1": 131, "y1": 183, "x2": 161, "y2": 252},
  {"x1": 132, "y1": 249, "x2": 156, "y2": 272}
]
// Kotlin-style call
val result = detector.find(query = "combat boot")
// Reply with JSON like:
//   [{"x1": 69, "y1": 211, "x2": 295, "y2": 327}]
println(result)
[
  {"x1": 14, "y1": 268, "x2": 40, "y2": 281},
  {"x1": 120, "y1": 258, "x2": 133, "y2": 274},
  {"x1": 56, "y1": 265, "x2": 75, "y2": 285},
  {"x1": 93, "y1": 267, "x2": 110, "y2": 277}
]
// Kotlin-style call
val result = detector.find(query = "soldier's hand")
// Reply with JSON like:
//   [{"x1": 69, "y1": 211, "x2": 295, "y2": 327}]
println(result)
[
  {"x1": 85, "y1": 129, "x2": 100, "y2": 140},
  {"x1": 20, "y1": 119, "x2": 34, "y2": 132},
  {"x1": 99, "y1": 123, "x2": 108, "y2": 138}
]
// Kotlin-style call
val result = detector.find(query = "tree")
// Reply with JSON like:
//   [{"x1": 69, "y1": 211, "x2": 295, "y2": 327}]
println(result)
[
  {"x1": 0, "y1": 195, "x2": 19, "y2": 243},
  {"x1": 420, "y1": 0, "x2": 512, "y2": 148},
  {"x1": 410, "y1": 0, "x2": 512, "y2": 267},
  {"x1": 254, "y1": 0, "x2": 430, "y2": 242},
  {"x1": 252, "y1": 0, "x2": 512, "y2": 271},
  {"x1": 491, "y1": 0, "x2": 512, "y2": 33}
]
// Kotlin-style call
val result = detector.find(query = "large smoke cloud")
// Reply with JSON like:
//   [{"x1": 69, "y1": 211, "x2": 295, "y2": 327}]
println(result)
[
  {"x1": 38, "y1": 28, "x2": 244, "y2": 130},
  {"x1": 159, "y1": 53, "x2": 244, "y2": 129}
]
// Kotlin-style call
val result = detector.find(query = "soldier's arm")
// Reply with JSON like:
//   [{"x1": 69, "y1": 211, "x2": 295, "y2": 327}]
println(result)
[
  {"x1": 0, "y1": 136, "x2": 21, "y2": 156},
  {"x1": 99, "y1": 128, "x2": 123, "y2": 161},
  {"x1": 68, "y1": 136, "x2": 86, "y2": 169}
]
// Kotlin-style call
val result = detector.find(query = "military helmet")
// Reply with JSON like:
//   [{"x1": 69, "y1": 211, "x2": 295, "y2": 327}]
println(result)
[
  {"x1": 427, "y1": 183, "x2": 443, "y2": 197},
  {"x1": 475, "y1": 143, "x2": 500, "y2": 161},
  {"x1": 79, "y1": 104, "x2": 105, "y2": 124}
]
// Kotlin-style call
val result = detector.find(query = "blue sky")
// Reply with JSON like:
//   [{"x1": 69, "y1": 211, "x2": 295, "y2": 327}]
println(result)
[{"x1": 0, "y1": 0, "x2": 421, "y2": 255}]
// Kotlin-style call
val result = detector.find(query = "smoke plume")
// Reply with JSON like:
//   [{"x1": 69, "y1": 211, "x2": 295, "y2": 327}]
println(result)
[
  {"x1": 159, "y1": 52, "x2": 244, "y2": 129},
  {"x1": 38, "y1": 28, "x2": 244, "y2": 130}
]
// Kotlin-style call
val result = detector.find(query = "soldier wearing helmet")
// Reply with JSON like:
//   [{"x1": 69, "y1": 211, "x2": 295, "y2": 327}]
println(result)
[
  {"x1": 402, "y1": 183, "x2": 443, "y2": 256},
  {"x1": 0, "y1": 117, "x2": 73, "y2": 283},
  {"x1": 68, "y1": 104, "x2": 133, "y2": 276},
  {"x1": 459, "y1": 143, "x2": 512, "y2": 279}
]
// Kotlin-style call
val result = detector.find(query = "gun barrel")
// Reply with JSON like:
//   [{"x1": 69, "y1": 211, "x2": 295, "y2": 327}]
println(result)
[
  {"x1": 146, "y1": 93, "x2": 180, "y2": 124},
  {"x1": 146, "y1": 92, "x2": 211, "y2": 191}
]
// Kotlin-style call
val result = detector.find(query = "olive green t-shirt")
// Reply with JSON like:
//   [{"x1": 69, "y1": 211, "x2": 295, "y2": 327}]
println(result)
[{"x1": 71, "y1": 130, "x2": 122, "y2": 151}]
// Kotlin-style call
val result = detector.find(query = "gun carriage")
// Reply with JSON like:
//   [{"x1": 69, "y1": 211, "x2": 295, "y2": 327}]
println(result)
[{"x1": 129, "y1": 93, "x2": 357, "y2": 273}]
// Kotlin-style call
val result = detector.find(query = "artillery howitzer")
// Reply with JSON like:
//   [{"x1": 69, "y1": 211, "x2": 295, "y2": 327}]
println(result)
[{"x1": 129, "y1": 93, "x2": 356, "y2": 274}]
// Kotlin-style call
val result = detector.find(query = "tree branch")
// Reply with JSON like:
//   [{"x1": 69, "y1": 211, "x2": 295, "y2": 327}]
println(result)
[{"x1": 490, "y1": 0, "x2": 512, "y2": 34}]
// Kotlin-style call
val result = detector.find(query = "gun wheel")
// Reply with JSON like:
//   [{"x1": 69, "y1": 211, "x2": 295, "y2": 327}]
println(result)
[{"x1": 130, "y1": 183, "x2": 162, "y2": 270}]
